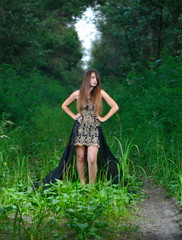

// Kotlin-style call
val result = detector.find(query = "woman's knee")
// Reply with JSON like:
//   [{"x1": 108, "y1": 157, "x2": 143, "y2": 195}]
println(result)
[
  {"x1": 87, "y1": 146, "x2": 98, "y2": 164},
  {"x1": 76, "y1": 147, "x2": 86, "y2": 162},
  {"x1": 88, "y1": 156, "x2": 97, "y2": 165},
  {"x1": 77, "y1": 154, "x2": 85, "y2": 162}
]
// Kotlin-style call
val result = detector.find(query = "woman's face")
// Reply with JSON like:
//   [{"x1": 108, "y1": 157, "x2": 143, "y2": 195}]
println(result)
[{"x1": 90, "y1": 72, "x2": 97, "y2": 87}]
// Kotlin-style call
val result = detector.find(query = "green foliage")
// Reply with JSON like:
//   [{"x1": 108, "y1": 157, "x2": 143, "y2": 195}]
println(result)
[
  {"x1": 102, "y1": 56, "x2": 182, "y2": 201},
  {"x1": 0, "y1": 106, "x2": 142, "y2": 239},
  {"x1": 91, "y1": 0, "x2": 182, "y2": 79},
  {"x1": 0, "y1": 0, "x2": 42, "y2": 65},
  {"x1": 0, "y1": 0, "x2": 95, "y2": 79},
  {"x1": 0, "y1": 0, "x2": 182, "y2": 234},
  {"x1": 0, "y1": 64, "x2": 69, "y2": 124},
  {"x1": 0, "y1": 180, "x2": 138, "y2": 239}
]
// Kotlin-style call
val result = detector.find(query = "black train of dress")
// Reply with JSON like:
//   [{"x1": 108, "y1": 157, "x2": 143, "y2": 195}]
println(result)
[{"x1": 43, "y1": 120, "x2": 122, "y2": 185}]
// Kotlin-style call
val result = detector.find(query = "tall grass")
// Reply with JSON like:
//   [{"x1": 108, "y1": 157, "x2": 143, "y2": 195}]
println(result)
[
  {"x1": 145, "y1": 131, "x2": 182, "y2": 203},
  {"x1": 103, "y1": 56, "x2": 182, "y2": 204},
  {"x1": 1, "y1": 56, "x2": 182, "y2": 238},
  {"x1": 1, "y1": 179, "x2": 139, "y2": 239},
  {"x1": 115, "y1": 137, "x2": 140, "y2": 186},
  {"x1": 0, "y1": 116, "x2": 141, "y2": 239}
]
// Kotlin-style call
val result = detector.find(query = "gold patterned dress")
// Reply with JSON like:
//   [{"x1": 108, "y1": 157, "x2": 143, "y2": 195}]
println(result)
[
  {"x1": 41, "y1": 99, "x2": 121, "y2": 186},
  {"x1": 74, "y1": 98, "x2": 100, "y2": 147}
]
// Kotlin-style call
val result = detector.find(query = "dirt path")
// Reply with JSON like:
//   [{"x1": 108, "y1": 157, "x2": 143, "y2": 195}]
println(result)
[{"x1": 134, "y1": 179, "x2": 182, "y2": 240}]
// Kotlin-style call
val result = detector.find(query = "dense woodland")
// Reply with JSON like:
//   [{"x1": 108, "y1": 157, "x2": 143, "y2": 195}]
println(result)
[{"x1": 0, "y1": 0, "x2": 182, "y2": 239}]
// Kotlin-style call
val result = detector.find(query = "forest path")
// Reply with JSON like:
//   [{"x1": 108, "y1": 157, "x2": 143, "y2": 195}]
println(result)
[{"x1": 133, "y1": 179, "x2": 182, "y2": 240}]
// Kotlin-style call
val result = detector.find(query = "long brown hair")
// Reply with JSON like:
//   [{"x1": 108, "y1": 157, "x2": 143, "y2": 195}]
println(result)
[{"x1": 77, "y1": 69, "x2": 102, "y2": 114}]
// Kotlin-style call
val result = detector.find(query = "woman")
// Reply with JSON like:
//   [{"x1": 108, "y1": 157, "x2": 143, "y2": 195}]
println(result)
[
  {"x1": 43, "y1": 69, "x2": 120, "y2": 186},
  {"x1": 61, "y1": 69, "x2": 119, "y2": 184}
]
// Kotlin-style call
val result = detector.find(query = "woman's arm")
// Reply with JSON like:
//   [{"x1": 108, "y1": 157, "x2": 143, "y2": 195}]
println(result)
[
  {"x1": 62, "y1": 90, "x2": 80, "y2": 120},
  {"x1": 96, "y1": 90, "x2": 119, "y2": 122}
]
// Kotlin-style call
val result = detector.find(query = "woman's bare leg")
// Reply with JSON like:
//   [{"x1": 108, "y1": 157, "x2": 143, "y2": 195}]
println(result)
[
  {"x1": 87, "y1": 146, "x2": 99, "y2": 184},
  {"x1": 76, "y1": 146, "x2": 86, "y2": 185}
]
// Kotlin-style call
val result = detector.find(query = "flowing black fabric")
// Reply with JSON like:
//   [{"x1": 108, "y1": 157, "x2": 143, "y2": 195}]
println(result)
[{"x1": 43, "y1": 121, "x2": 121, "y2": 185}]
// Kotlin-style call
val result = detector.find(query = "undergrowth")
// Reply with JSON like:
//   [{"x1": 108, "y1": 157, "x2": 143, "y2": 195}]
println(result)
[
  {"x1": 0, "y1": 117, "x2": 143, "y2": 240},
  {"x1": 0, "y1": 179, "x2": 141, "y2": 240}
]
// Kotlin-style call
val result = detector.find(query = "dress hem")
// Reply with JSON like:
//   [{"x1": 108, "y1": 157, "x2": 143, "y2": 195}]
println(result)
[{"x1": 74, "y1": 143, "x2": 100, "y2": 148}]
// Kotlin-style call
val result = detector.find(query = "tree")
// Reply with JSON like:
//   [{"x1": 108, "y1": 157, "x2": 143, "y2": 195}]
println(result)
[
  {"x1": 90, "y1": 0, "x2": 182, "y2": 80},
  {"x1": 0, "y1": 0, "x2": 95, "y2": 80}
]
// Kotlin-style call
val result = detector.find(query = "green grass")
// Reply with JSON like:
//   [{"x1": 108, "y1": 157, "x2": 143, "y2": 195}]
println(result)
[
  {"x1": 1, "y1": 56, "x2": 182, "y2": 238},
  {"x1": 0, "y1": 117, "x2": 143, "y2": 239},
  {"x1": 0, "y1": 180, "x2": 140, "y2": 239},
  {"x1": 0, "y1": 104, "x2": 182, "y2": 239}
]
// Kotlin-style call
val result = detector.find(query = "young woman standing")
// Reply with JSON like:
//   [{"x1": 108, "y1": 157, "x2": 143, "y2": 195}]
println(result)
[{"x1": 61, "y1": 69, "x2": 119, "y2": 184}]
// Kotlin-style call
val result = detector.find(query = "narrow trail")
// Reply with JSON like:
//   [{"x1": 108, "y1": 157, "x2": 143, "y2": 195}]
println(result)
[{"x1": 134, "y1": 179, "x2": 182, "y2": 240}]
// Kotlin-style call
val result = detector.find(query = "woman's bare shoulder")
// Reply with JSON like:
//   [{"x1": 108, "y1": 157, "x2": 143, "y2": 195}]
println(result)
[
  {"x1": 72, "y1": 90, "x2": 80, "y2": 99},
  {"x1": 101, "y1": 89, "x2": 107, "y2": 97}
]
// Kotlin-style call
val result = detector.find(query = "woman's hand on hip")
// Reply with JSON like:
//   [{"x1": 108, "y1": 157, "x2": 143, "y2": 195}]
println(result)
[
  {"x1": 75, "y1": 113, "x2": 82, "y2": 120},
  {"x1": 95, "y1": 115, "x2": 106, "y2": 122}
]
